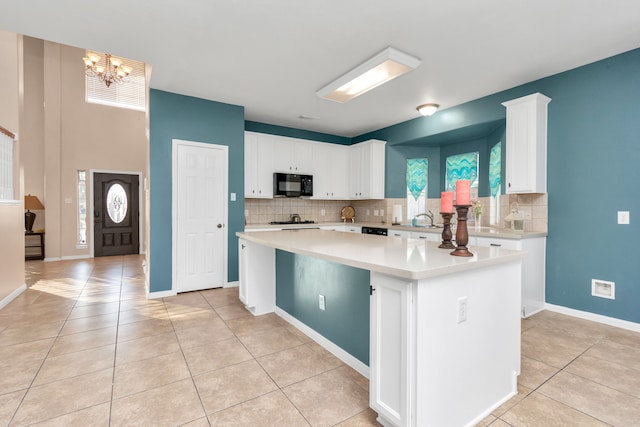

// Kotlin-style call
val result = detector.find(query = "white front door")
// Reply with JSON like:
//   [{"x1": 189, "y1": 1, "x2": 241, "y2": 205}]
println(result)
[{"x1": 173, "y1": 140, "x2": 228, "y2": 293}]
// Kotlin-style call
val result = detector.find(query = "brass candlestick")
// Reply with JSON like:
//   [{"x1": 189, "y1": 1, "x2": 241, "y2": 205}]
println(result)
[
  {"x1": 451, "y1": 204, "x2": 473, "y2": 257},
  {"x1": 439, "y1": 212, "x2": 456, "y2": 249}
]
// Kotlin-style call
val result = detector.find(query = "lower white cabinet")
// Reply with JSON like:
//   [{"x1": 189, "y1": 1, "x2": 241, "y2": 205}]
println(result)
[
  {"x1": 320, "y1": 225, "x2": 362, "y2": 233},
  {"x1": 370, "y1": 274, "x2": 413, "y2": 427},
  {"x1": 389, "y1": 230, "x2": 411, "y2": 238},
  {"x1": 409, "y1": 231, "x2": 440, "y2": 242},
  {"x1": 472, "y1": 236, "x2": 546, "y2": 317},
  {"x1": 238, "y1": 238, "x2": 275, "y2": 315},
  {"x1": 370, "y1": 262, "x2": 521, "y2": 426}
]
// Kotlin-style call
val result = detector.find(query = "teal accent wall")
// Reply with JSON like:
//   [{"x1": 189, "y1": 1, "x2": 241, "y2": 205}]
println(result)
[
  {"x1": 275, "y1": 250, "x2": 371, "y2": 365},
  {"x1": 149, "y1": 89, "x2": 245, "y2": 292},
  {"x1": 355, "y1": 48, "x2": 640, "y2": 324},
  {"x1": 245, "y1": 121, "x2": 351, "y2": 145}
]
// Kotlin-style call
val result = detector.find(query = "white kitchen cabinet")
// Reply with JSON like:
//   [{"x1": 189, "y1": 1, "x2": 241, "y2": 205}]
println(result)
[
  {"x1": 312, "y1": 143, "x2": 350, "y2": 199},
  {"x1": 238, "y1": 238, "x2": 275, "y2": 315},
  {"x1": 389, "y1": 230, "x2": 411, "y2": 238},
  {"x1": 473, "y1": 236, "x2": 546, "y2": 317},
  {"x1": 320, "y1": 225, "x2": 362, "y2": 233},
  {"x1": 272, "y1": 135, "x2": 314, "y2": 174},
  {"x1": 409, "y1": 231, "x2": 440, "y2": 242},
  {"x1": 244, "y1": 132, "x2": 274, "y2": 198},
  {"x1": 370, "y1": 273, "x2": 413, "y2": 427},
  {"x1": 349, "y1": 139, "x2": 386, "y2": 199},
  {"x1": 502, "y1": 93, "x2": 551, "y2": 194}
]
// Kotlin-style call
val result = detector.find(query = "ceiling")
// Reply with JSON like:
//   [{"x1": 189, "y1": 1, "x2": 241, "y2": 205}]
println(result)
[{"x1": 2, "y1": 1, "x2": 639, "y2": 137}]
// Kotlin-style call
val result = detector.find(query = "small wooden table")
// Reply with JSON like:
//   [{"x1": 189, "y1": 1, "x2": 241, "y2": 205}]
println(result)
[{"x1": 25, "y1": 231, "x2": 45, "y2": 260}]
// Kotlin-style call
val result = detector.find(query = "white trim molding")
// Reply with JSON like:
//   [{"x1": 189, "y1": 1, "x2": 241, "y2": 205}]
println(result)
[
  {"x1": 275, "y1": 307, "x2": 370, "y2": 379},
  {"x1": 545, "y1": 303, "x2": 640, "y2": 333},
  {"x1": 147, "y1": 290, "x2": 176, "y2": 299},
  {"x1": 0, "y1": 284, "x2": 26, "y2": 310},
  {"x1": 224, "y1": 281, "x2": 239, "y2": 288}
]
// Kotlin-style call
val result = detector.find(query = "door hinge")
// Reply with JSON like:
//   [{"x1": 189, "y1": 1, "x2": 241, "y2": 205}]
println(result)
[{"x1": 370, "y1": 285, "x2": 375, "y2": 296}]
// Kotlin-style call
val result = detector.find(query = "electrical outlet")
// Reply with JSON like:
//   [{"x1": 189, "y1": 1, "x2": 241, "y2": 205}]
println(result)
[
  {"x1": 374, "y1": 210, "x2": 379, "y2": 216},
  {"x1": 320, "y1": 209, "x2": 326, "y2": 216},
  {"x1": 457, "y1": 296, "x2": 468, "y2": 323},
  {"x1": 618, "y1": 211, "x2": 630, "y2": 224},
  {"x1": 319, "y1": 294, "x2": 326, "y2": 311},
  {"x1": 380, "y1": 209, "x2": 384, "y2": 217}
]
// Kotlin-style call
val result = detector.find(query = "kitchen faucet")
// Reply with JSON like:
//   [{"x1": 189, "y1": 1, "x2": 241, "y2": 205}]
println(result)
[{"x1": 415, "y1": 210, "x2": 435, "y2": 226}]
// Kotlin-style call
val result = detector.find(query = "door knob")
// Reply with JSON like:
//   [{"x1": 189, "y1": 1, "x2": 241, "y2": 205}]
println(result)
[{"x1": 217, "y1": 224, "x2": 223, "y2": 228}]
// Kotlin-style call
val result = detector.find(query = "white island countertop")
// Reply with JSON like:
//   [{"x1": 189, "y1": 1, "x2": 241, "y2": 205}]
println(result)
[{"x1": 237, "y1": 228, "x2": 526, "y2": 281}]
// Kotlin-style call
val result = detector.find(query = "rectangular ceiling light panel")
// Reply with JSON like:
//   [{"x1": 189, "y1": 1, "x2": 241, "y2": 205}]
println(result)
[{"x1": 316, "y1": 47, "x2": 421, "y2": 103}]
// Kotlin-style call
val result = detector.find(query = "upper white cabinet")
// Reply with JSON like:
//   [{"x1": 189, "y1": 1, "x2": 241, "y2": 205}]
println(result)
[
  {"x1": 245, "y1": 133, "x2": 386, "y2": 200},
  {"x1": 502, "y1": 93, "x2": 551, "y2": 194},
  {"x1": 272, "y1": 136, "x2": 314, "y2": 174},
  {"x1": 244, "y1": 132, "x2": 274, "y2": 198},
  {"x1": 349, "y1": 139, "x2": 386, "y2": 199},
  {"x1": 312, "y1": 143, "x2": 349, "y2": 199}
]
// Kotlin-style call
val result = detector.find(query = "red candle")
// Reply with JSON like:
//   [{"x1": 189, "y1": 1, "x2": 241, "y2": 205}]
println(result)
[
  {"x1": 456, "y1": 180, "x2": 471, "y2": 205},
  {"x1": 441, "y1": 191, "x2": 454, "y2": 213}
]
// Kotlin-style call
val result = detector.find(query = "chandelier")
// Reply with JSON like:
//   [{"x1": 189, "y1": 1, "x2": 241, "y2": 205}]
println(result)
[{"x1": 82, "y1": 52, "x2": 132, "y2": 87}]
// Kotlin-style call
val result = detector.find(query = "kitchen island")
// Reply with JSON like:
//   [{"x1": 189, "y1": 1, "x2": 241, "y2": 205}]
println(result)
[{"x1": 237, "y1": 229, "x2": 525, "y2": 427}]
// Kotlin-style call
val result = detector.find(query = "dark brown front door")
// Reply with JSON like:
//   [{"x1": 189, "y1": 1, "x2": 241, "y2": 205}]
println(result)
[{"x1": 94, "y1": 173, "x2": 139, "y2": 257}]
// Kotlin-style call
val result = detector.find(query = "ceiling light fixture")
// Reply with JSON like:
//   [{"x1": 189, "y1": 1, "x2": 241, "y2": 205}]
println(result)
[
  {"x1": 316, "y1": 47, "x2": 421, "y2": 103},
  {"x1": 417, "y1": 103, "x2": 439, "y2": 116},
  {"x1": 82, "y1": 52, "x2": 132, "y2": 87}
]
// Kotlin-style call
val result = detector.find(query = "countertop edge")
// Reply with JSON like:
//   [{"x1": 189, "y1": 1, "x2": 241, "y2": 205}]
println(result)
[
  {"x1": 243, "y1": 222, "x2": 547, "y2": 239},
  {"x1": 237, "y1": 230, "x2": 527, "y2": 281}
]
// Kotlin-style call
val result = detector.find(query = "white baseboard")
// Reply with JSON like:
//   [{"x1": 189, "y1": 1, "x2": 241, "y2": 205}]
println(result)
[
  {"x1": 275, "y1": 307, "x2": 370, "y2": 379},
  {"x1": 0, "y1": 284, "x2": 26, "y2": 310},
  {"x1": 545, "y1": 303, "x2": 640, "y2": 333},
  {"x1": 147, "y1": 290, "x2": 177, "y2": 299},
  {"x1": 44, "y1": 257, "x2": 62, "y2": 262},
  {"x1": 224, "y1": 281, "x2": 239, "y2": 288},
  {"x1": 61, "y1": 254, "x2": 92, "y2": 260}
]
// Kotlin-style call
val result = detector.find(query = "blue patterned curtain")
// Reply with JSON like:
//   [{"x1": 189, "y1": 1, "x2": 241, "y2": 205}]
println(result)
[
  {"x1": 406, "y1": 158, "x2": 428, "y2": 201},
  {"x1": 489, "y1": 142, "x2": 502, "y2": 197},
  {"x1": 445, "y1": 152, "x2": 478, "y2": 191}
]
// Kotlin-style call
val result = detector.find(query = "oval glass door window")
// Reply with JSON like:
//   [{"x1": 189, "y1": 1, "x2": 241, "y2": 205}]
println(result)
[{"x1": 107, "y1": 183, "x2": 128, "y2": 223}]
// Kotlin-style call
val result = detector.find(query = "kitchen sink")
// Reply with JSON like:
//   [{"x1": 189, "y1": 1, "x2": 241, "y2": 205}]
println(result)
[{"x1": 398, "y1": 224, "x2": 443, "y2": 229}]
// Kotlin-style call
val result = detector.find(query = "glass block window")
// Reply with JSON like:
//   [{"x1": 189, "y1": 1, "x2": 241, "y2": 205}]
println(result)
[
  {"x1": 77, "y1": 170, "x2": 87, "y2": 245},
  {"x1": 445, "y1": 152, "x2": 479, "y2": 192},
  {"x1": 406, "y1": 158, "x2": 428, "y2": 221}
]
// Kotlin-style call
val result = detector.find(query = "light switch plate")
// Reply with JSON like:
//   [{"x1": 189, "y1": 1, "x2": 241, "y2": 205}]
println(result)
[
  {"x1": 618, "y1": 211, "x2": 630, "y2": 224},
  {"x1": 230, "y1": 193, "x2": 236, "y2": 201}
]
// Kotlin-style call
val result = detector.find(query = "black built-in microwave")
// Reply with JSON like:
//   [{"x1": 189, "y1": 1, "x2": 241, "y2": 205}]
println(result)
[{"x1": 273, "y1": 173, "x2": 313, "y2": 197}]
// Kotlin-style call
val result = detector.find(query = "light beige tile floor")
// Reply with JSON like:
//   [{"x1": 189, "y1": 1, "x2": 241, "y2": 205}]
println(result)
[{"x1": 1, "y1": 255, "x2": 639, "y2": 426}]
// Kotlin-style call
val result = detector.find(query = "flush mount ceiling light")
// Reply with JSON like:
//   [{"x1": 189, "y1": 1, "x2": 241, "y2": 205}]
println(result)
[
  {"x1": 417, "y1": 103, "x2": 439, "y2": 116},
  {"x1": 316, "y1": 47, "x2": 421, "y2": 103}
]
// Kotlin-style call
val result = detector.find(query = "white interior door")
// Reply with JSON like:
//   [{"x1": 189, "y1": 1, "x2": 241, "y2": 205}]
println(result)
[{"x1": 173, "y1": 140, "x2": 228, "y2": 293}]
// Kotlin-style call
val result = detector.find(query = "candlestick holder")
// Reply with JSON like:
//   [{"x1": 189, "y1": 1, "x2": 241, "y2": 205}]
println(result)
[
  {"x1": 451, "y1": 204, "x2": 473, "y2": 257},
  {"x1": 438, "y1": 212, "x2": 456, "y2": 249}
]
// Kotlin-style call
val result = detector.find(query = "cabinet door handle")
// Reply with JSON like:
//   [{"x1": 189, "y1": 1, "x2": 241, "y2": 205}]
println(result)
[
  {"x1": 369, "y1": 285, "x2": 376, "y2": 296},
  {"x1": 217, "y1": 224, "x2": 223, "y2": 228},
  {"x1": 490, "y1": 243, "x2": 502, "y2": 247},
  {"x1": 241, "y1": 244, "x2": 246, "y2": 249}
]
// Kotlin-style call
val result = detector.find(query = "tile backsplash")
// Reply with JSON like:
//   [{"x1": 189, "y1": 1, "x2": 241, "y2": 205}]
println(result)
[{"x1": 245, "y1": 193, "x2": 548, "y2": 232}]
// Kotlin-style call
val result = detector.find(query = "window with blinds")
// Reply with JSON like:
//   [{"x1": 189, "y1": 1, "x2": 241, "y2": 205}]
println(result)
[
  {"x1": 86, "y1": 52, "x2": 146, "y2": 111},
  {"x1": 0, "y1": 128, "x2": 15, "y2": 201}
]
